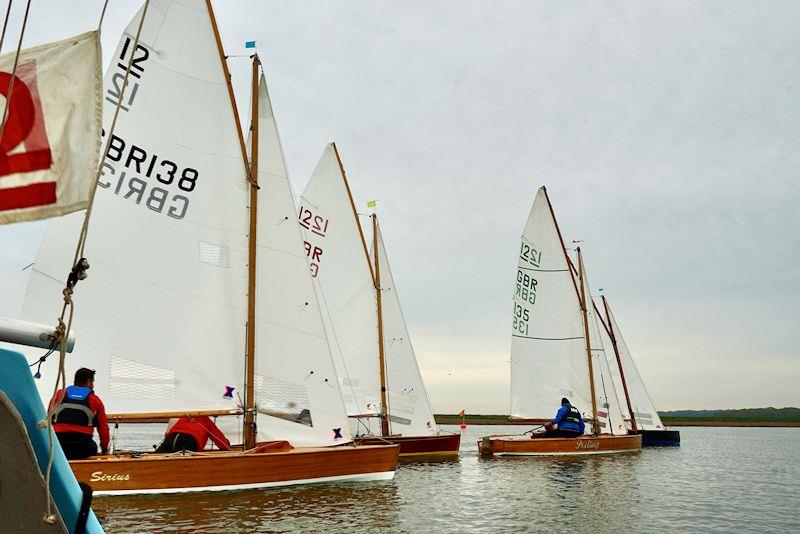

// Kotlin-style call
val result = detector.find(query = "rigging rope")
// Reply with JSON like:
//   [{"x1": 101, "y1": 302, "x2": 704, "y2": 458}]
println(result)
[
  {"x1": 97, "y1": 0, "x2": 111, "y2": 31},
  {"x1": 75, "y1": 0, "x2": 150, "y2": 262},
  {"x1": 36, "y1": 0, "x2": 152, "y2": 524},
  {"x1": 0, "y1": 0, "x2": 13, "y2": 54}
]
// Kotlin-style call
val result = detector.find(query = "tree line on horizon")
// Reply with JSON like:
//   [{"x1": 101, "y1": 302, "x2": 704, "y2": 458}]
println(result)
[{"x1": 435, "y1": 407, "x2": 800, "y2": 422}]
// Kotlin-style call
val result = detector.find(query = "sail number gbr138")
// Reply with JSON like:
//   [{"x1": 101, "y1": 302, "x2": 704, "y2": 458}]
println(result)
[
  {"x1": 98, "y1": 133, "x2": 196, "y2": 220},
  {"x1": 97, "y1": 36, "x2": 197, "y2": 220}
]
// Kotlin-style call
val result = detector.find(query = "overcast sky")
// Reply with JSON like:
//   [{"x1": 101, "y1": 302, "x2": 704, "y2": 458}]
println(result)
[{"x1": 1, "y1": 1, "x2": 798, "y2": 413}]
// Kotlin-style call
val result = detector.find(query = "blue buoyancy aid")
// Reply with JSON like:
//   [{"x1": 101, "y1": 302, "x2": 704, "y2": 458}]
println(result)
[
  {"x1": 53, "y1": 386, "x2": 95, "y2": 427},
  {"x1": 552, "y1": 403, "x2": 585, "y2": 434}
]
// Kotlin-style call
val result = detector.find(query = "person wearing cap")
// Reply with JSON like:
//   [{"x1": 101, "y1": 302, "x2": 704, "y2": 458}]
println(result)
[
  {"x1": 48, "y1": 368, "x2": 110, "y2": 459},
  {"x1": 542, "y1": 397, "x2": 585, "y2": 438}
]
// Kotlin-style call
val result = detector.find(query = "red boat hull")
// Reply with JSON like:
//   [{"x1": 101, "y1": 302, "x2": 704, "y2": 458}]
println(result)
[{"x1": 355, "y1": 433, "x2": 461, "y2": 457}]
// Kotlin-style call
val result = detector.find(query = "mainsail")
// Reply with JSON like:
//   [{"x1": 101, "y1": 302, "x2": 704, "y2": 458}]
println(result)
[
  {"x1": 300, "y1": 144, "x2": 439, "y2": 436},
  {"x1": 250, "y1": 74, "x2": 352, "y2": 446},
  {"x1": 24, "y1": 0, "x2": 250, "y2": 416},
  {"x1": 510, "y1": 187, "x2": 590, "y2": 419},
  {"x1": 300, "y1": 145, "x2": 382, "y2": 420},
  {"x1": 510, "y1": 187, "x2": 627, "y2": 435},
  {"x1": 372, "y1": 221, "x2": 437, "y2": 436},
  {"x1": 601, "y1": 299, "x2": 665, "y2": 431}
]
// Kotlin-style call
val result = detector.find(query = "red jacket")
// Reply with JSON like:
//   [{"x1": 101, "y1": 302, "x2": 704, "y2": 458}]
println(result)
[
  {"x1": 165, "y1": 416, "x2": 231, "y2": 451},
  {"x1": 49, "y1": 388, "x2": 110, "y2": 452}
]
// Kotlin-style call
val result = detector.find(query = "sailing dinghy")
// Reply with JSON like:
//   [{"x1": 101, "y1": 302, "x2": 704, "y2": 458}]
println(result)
[
  {"x1": 23, "y1": 0, "x2": 397, "y2": 495},
  {"x1": 299, "y1": 144, "x2": 460, "y2": 457},
  {"x1": 595, "y1": 296, "x2": 680, "y2": 446},
  {"x1": 478, "y1": 187, "x2": 641, "y2": 456}
]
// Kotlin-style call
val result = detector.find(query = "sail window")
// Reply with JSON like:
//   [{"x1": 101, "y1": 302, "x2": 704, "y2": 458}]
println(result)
[
  {"x1": 109, "y1": 355, "x2": 176, "y2": 399},
  {"x1": 387, "y1": 389, "x2": 417, "y2": 426},
  {"x1": 255, "y1": 374, "x2": 312, "y2": 427},
  {"x1": 197, "y1": 241, "x2": 230, "y2": 268}
]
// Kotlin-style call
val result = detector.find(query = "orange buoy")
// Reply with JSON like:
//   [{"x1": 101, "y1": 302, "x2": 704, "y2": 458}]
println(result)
[{"x1": 460, "y1": 423, "x2": 467, "y2": 430}]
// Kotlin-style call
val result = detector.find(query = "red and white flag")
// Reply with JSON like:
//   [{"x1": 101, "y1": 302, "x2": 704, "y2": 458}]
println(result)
[{"x1": 0, "y1": 31, "x2": 101, "y2": 224}]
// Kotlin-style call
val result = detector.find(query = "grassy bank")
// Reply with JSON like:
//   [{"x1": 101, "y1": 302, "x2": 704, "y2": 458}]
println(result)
[{"x1": 435, "y1": 412, "x2": 800, "y2": 427}]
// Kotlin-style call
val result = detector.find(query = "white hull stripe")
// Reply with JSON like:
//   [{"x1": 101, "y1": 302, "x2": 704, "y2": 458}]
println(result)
[
  {"x1": 93, "y1": 470, "x2": 395, "y2": 496},
  {"x1": 494, "y1": 449, "x2": 641, "y2": 457}
]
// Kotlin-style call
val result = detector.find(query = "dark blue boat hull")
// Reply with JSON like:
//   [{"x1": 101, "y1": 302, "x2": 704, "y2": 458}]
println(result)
[{"x1": 639, "y1": 429, "x2": 681, "y2": 447}]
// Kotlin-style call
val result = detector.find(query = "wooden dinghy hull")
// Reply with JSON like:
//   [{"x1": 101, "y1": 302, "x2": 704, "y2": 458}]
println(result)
[
  {"x1": 355, "y1": 433, "x2": 461, "y2": 457},
  {"x1": 637, "y1": 429, "x2": 681, "y2": 447},
  {"x1": 478, "y1": 433, "x2": 642, "y2": 457},
  {"x1": 69, "y1": 442, "x2": 399, "y2": 496}
]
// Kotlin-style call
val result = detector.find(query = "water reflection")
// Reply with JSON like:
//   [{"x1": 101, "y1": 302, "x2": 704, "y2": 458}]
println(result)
[
  {"x1": 97, "y1": 480, "x2": 402, "y2": 532},
  {"x1": 93, "y1": 425, "x2": 800, "y2": 532}
]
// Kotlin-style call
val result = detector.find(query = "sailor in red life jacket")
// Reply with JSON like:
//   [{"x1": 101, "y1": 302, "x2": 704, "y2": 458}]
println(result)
[
  {"x1": 48, "y1": 368, "x2": 110, "y2": 459},
  {"x1": 155, "y1": 415, "x2": 232, "y2": 453}
]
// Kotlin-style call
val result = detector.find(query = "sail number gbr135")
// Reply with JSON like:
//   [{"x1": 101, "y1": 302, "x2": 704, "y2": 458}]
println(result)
[
  {"x1": 513, "y1": 241, "x2": 540, "y2": 337},
  {"x1": 513, "y1": 302, "x2": 530, "y2": 336}
]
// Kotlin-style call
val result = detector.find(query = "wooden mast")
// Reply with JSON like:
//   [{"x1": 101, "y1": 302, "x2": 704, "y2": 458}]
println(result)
[
  {"x1": 333, "y1": 143, "x2": 389, "y2": 433},
  {"x1": 542, "y1": 186, "x2": 581, "y2": 301},
  {"x1": 576, "y1": 248, "x2": 600, "y2": 435},
  {"x1": 243, "y1": 55, "x2": 261, "y2": 449},
  {"x1": 601, "y1": 295, "x2": 638, "y2": 432},
  {"x1": 206, "y1": 0, "x2": 249, "y2": 171},
  {"x1": 372, "y1": 214, "x2": 391, "y2": 436},
  {"x1": 205, "y1": 0, "x2": 258, "y2": 448},
  {"x1": 333, "y1": 142, "x2": 376, "y2": 284},
  {"x1": 541, "y1": 187, "x2": 598, "y2": 432}
]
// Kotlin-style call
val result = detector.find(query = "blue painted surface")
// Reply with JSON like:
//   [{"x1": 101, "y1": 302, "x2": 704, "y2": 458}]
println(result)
[
  {"x1": 642, "y1": 440, "x2": 681, "y2": 447},
  {"x1": 0, "y1": 348, "x2": 103, "y2": 533},
  {"x1": 641, "y1": 429, "x2": 681, "y2": 447}
]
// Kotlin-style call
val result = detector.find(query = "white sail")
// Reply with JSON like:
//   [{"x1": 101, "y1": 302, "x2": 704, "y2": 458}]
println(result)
[
  {"x1": 603, "y1": 300, "x2": 665, "y2": 430},
  {"x1": 372, "y1": 222, "x2": 437, "y2": 436},
  {"x1": 23, "y1": 0, "x2": 249, "y2": 416},
  {"x1": 250, "y1": 74, "x2": 352, "y2": 446},
  {"x1": 579, "y1": 256, "x2": 628, "y2": 436},
  {"x1": 510, "y1": 188, "x2": 592, "y2": 420},
  {"x1": 299, "y1": 145, "x2": 383, "y2": 422}
]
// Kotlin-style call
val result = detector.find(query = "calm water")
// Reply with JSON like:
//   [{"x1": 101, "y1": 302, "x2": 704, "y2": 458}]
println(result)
[{"x1": 93, "y1": 424, "x2": 800, "y2": 532}]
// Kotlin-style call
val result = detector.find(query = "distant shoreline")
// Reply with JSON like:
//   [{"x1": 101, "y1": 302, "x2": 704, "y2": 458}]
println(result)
[{"x1": 434, "y1": 415, "x2": 800, "y2": 428}]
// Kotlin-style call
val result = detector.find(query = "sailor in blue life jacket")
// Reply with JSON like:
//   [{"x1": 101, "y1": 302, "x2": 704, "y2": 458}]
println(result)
[{"x1": 541, "y1": 398, "x2": 585, "y2": 438}]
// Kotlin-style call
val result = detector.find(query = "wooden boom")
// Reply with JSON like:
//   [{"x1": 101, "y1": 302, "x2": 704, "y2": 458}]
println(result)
[{"x1": 106, "y1": 409, "x2": 242, "y2": 423}]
